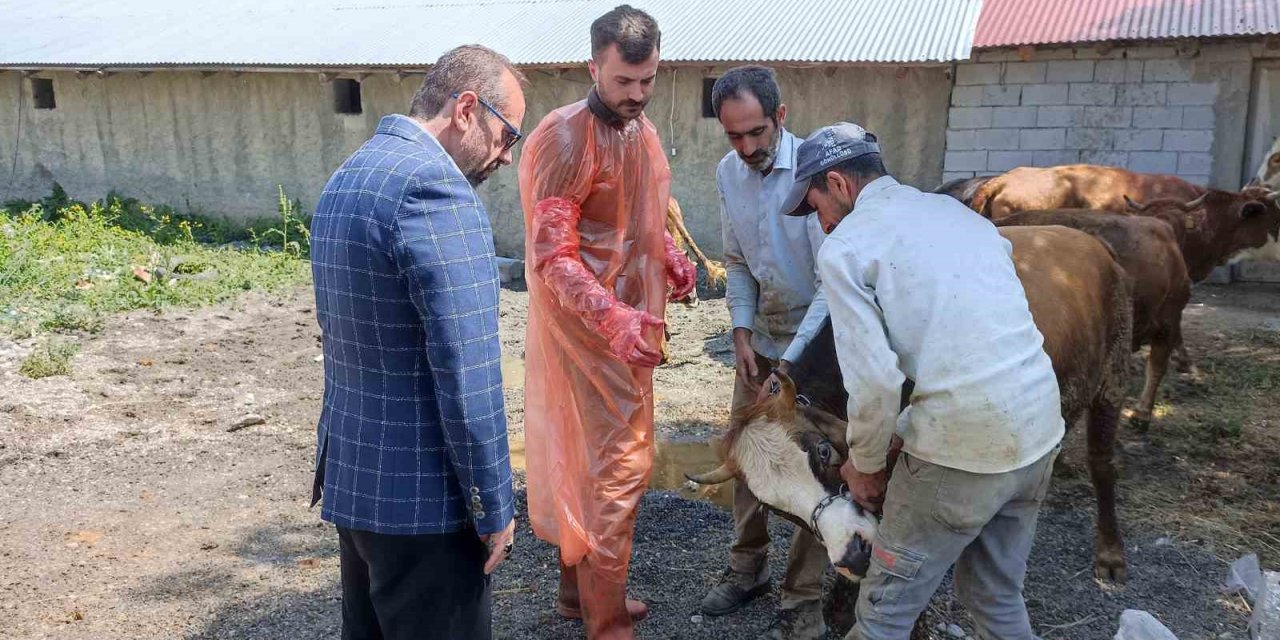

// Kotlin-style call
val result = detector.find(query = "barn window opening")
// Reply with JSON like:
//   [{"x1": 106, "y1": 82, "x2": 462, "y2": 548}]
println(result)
[
  {"x1": 32, "y1": 78, "x2": 56, "y2": 110},
  {"x1": 701, "y1": 77, "x2": 718, "y2": 118},
  {"x1": 334, "y1": 78, "x2": 362, "y2": 114}
]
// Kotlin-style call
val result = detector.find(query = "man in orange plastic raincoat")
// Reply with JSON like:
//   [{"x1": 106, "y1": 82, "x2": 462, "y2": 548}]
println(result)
[{"x1": 518, "y1": 5, "x2": 697, "y2": 639}]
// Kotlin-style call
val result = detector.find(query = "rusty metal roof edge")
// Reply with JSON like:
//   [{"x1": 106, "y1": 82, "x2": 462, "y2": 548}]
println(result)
[{"x1": 973, "y1": 32, "x2": 1280, "y2": 51}]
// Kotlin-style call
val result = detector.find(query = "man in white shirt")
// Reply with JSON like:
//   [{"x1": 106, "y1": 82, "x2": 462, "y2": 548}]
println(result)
[
  {"x1": 701, "y1": 65, "x2": 829, "y2": 640},
  {"x1": 783, "y1": 122, "x2": 1064, "y2": 639}
]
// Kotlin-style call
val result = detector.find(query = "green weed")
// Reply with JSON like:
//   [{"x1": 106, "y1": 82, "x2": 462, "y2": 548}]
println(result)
[
  {"x1": 0, "y1": 187, "x2": 311, "y2": 338},
  {"x1": 18, "y1": 341, "x2": 80, "y2": 379}
]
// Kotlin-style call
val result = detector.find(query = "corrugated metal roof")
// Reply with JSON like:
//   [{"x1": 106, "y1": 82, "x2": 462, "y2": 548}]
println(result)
[
  {"x1": 0, "y1": 0, "x2": 979, "y2": 68},
  {"x1": 975, "y1": 0, "x2": 1280, "y2": 48}
]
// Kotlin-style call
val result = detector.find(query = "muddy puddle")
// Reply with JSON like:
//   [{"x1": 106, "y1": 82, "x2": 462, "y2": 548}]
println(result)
[
  {"x1": 508, "y1": 437, "x2": 736, "y2": 510},
  {"x1": 504, "y1": 353, "x2": 738, "y2": 509}
]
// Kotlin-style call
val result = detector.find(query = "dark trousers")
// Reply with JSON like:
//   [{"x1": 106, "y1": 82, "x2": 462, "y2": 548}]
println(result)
[{"x1": 338, "y1": 526, "x2": 492, "y2": 640}]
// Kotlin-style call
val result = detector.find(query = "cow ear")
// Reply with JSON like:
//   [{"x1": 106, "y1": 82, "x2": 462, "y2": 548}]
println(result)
[
  {"x1": 1241, "y1": 202, "x2": 1267, "y2": 219},
  {"x1": 1123, "y1": 194, "x2": 1146, "y2": 211},
  {"x1": 1269, "y1": 152, "x2": 1280, "y2": 168},
  {"x1": 767, "y1": 372, "x2": 798, "y2": 421}
]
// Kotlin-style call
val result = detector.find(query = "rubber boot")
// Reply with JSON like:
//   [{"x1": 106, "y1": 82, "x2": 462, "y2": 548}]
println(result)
[
  {"x1": 577, "y1": 559, "x2": 638, "y2": 640},
  {"x1": 556, "y1": 561, "x2": 647, "y2": 626}
]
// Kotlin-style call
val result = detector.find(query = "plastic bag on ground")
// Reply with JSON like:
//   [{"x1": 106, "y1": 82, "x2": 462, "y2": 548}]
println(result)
[
  {"x1": 1225, "y1": 553, "x2": 1263, "y2": 602},
  {"x1": 1114, "y1": 609, "x2": 1178, "y2": 640},
  {"x1": 1252, "y1": 571, "x2": 1280, "y2": 640}
]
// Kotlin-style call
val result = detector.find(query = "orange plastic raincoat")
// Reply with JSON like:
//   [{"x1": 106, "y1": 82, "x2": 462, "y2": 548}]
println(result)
[{"x1": 520, "y1": 95, "x2": 694, "y2": 637}]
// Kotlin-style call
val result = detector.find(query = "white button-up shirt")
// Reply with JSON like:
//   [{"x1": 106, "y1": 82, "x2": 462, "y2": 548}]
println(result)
[
  {"x1": 818, "y1": 176, "x2": 1064, "y2": 475},
  {"x1": 718, "y1": 128, "x2": 828, "y2": 363}
]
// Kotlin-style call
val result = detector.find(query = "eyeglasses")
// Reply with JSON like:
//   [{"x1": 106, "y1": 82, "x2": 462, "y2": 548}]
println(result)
[{"x1": 451, "y1": 92, "x2": 522, "y2": 152}]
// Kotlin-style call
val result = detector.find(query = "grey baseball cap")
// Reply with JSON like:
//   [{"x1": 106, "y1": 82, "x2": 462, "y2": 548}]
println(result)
[{"x1": 782, "y1": 122, "x2": 882, "y2": 216}]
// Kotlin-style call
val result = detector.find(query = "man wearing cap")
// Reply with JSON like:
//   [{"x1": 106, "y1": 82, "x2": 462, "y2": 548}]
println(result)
[
  {"x1": 699, "y1": 65, "x2": 830, "y2": 640},
  {"x1": 786, "y1": 123, "x2": 1064, "y2": 639}
]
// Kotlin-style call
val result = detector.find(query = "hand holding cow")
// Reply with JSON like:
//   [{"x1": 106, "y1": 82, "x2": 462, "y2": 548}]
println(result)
[
  {"x1": 732, "y1": 327, "x2": 760, "y2": 383},
  {"x1": 840, "y1": 460, "x2": 888, "y2": 513},
  {"x1": 754, "y1": 359, "x2": 792, "y2": 402}
]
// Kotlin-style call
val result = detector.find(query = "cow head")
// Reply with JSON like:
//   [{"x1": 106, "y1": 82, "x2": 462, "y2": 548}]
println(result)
[
  {"x1": 1124, "y1": 192, "x2": 1207, "y2": 234},
  {"x1": 1126, "y1": 188, "x2": 1280, "y2": 279},
  {"x1": 686, "y1": 373, "x2": 878, "y2": 579}
]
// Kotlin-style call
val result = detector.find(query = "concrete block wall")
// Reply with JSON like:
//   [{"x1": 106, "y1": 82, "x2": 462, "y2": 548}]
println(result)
[{"x1": 942, "y1": 42, "x2": 1261, "y2": 188}]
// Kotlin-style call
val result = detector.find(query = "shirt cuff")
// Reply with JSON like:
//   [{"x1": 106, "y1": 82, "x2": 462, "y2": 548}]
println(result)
[
  {"x1": 851, "y1": 452, "x2": 887, "y2": 475},
  {"x1": 729, "y1": 305, "x2": 755, "y2": 332},
  {"x1": 781, "y1": 337, "x2": 807, "y2": 364}
]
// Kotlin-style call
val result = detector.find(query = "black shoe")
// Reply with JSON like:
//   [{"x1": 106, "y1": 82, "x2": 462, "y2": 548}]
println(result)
[{"x1": 700, "y1": 567, "x2": 770, "y2": 616}]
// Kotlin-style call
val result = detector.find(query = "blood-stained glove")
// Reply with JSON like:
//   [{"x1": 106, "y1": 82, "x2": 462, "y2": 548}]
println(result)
[
  {"x1": 598, "y1": 304, "x2": 666, "y2": 368},
  {"x1": 531, "y1": 197, "x2": 666, "y2": 368},
  {"x1": 664, "y1": 232, "x2": 697, "y2": 301}
]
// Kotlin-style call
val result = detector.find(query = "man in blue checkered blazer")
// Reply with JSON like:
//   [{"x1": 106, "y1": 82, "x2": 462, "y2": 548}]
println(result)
[{"x1": 309, "y1": 45, "x2": 527, "y2": 640}]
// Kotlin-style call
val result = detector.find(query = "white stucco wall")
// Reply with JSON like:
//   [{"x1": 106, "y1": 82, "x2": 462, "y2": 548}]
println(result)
[{"x1": 0, "y1": 64, "x2": 952, "y2": 259}]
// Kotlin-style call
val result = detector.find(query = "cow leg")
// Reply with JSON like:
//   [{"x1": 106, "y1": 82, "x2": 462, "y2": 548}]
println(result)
[
  {"x1": 1087, "y1": 396, "x2": 1126, "y2": 583},
  {"x1": 1131, "y1": 334, "x2": 1172, "y2": 431},
  {"x1": 1172, "y1": 340, "x2": 1195, "y2": 375}
]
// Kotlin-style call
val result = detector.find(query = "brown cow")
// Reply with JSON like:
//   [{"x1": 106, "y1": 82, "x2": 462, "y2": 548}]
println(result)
[
  {"x1": 996, "y1": 210, "x2": 1190, "y2": 428},
  {"x1": 690, "y1": 226, "x2": 1134, "y2": 582},
  {"x1": 969, "y1": 165, "x2": 1280, "y2": 283},
  {"x1": 970, "y1": 165, "x2": 1204, "y2": 220},
  {"x1": 1124, "y1": 187, "x2": 1280, "y2": 282}
]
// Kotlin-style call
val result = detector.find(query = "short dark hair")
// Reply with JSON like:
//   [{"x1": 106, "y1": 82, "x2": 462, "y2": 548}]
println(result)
[
  {"x1": 591, "y1": 5, "x2": 661, "y2": 64},
  {"x1": 711, "y1": 65, "x2": 781, "y2": 121},
  {"x1": 812, "y1": 153, "x2": 888, "y2": 191},
  {"x1": 410, "y1": 44, "x2": 526, "y2": 119}
]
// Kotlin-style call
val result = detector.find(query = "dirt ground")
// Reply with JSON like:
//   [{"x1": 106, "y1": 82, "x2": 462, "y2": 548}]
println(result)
[{"x1": 1, "y1": 281, "x2": 1277, "y2": 639}]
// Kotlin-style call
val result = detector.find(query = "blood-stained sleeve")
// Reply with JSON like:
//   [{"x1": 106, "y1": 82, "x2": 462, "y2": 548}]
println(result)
[{"x1": 519, "y1": 115, "x2": 664, "y2": 366}]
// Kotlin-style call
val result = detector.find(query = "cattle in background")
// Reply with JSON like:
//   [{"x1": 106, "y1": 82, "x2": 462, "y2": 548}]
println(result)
[
  {"x1": 969, "y1": 165, "x2": 1203, "y2": 220},
  {"x1": 1123, "y1": 187, "x2": 1280, "y2": 282},
  {"x1": 690, "y1": 226, "x2": 1135, "y2": 582},
  {"x1": 966, "y1": 165, "x2": 1280, "y2": 282},
  {"x1": 931, "y1": 176, "x2": 994, "y2": 208},
  {"x1": 995, "y1": 210, "x2": 1189, "y2": 428}
]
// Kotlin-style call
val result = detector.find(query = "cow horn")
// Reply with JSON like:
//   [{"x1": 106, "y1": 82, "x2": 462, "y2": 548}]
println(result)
[
  {"x1": 1123, "y1": 194, "x2": 1146, "y2": 211},
  {"x1": 1183, "y1": 193, "x2": 1208, "y2": 210},
  {"x1": 685, "y1": 464, "x2": 734, "y2": 485},
  {"x1": 767, "y1": 371, "x2": 799, "y2": 421}
]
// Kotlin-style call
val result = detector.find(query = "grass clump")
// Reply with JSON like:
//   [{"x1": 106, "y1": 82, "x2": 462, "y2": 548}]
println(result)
[
  {"x1": 18, "y1": 341, "x2": 80, "y2": 379},
  {"x1": 0, "y1": 185, "x2": 311, "y2": 338}
]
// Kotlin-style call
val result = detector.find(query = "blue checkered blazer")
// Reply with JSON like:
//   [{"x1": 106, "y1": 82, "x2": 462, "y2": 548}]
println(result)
[{"x1": 310, "y1": 114, "x2": 513, "y2": 536}]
